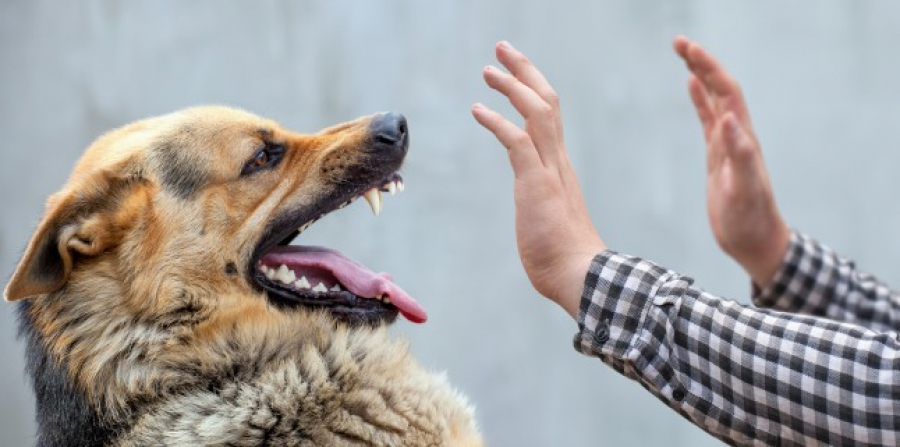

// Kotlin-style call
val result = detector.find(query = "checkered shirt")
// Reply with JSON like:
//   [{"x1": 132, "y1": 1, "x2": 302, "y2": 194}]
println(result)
[{"x1": 574, "y1": 230, "x2": 900, "y2": 446}]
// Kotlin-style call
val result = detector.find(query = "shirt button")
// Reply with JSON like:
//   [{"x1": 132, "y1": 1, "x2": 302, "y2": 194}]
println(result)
[
  {"x1": 594, "y1": 322, "x2": 610, "y2": 344},
  {"x1": 672, "y1": 389, "x2": 685, "y2": 401}
]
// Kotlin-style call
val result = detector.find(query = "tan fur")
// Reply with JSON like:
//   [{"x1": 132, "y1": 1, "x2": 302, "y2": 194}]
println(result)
[{"x1": 7, "y1": 107, "x2": 483, "y2": 446}]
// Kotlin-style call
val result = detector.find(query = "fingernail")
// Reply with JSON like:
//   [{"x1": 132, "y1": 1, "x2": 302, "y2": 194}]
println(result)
[
  {"x1": 472, "y1": 103, "x2": 485, "y2": 111},
  {"x1": 498, "y1": 41, "x2": 512, "y2": 50}
]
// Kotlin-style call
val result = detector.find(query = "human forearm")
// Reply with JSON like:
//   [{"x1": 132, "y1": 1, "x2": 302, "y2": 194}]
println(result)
[
  {"x1": 754, "y1": 230, "x2": 900, "y2": 332},
  {"x1": 733, "y1": 216, "x2": 791, "y2": 288},
  {"x1": 576, "y1": 250, "x2": 900, "y2": 446}
]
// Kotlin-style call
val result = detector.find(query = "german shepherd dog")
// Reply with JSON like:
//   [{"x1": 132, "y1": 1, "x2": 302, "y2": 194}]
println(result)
[{"x1": 6, "y1": 107, "x2": 483, "y2": 446}]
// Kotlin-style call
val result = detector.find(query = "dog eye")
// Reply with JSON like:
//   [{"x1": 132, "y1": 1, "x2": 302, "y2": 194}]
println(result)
[
  {"x1": 241, "y1": 143, "x2": 285, "y2": 176},
  {"x1": 251, "y1": 151, "x2": 269, "y2": 167}
]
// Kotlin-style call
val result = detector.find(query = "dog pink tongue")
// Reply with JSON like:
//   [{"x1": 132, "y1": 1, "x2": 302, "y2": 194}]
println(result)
[{"x1": 260, "y1": 245, "x2": 427, "y2": 323}]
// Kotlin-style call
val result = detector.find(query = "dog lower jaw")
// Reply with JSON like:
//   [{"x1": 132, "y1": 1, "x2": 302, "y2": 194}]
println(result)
[{"x1": 259, "y1": 273, "x2": 400, "y2": 326}]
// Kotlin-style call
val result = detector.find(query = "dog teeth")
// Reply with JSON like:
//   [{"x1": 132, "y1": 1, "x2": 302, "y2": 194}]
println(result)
[
  {"x1": 383, "y1": 296, "x2": 391, "y2": 304},
  {"x1": 275, "y1": 264, "x2": 295, "y2": 284},
  {"x1": 379, "y1": 179, "x2": 404, "y2": 196},
  {"x1": 262, "y1": 267, "x2": 342, "y2": 294},
  {"x1": 363, "y1": 178, "x2": 405, "y2": 215},
  {"x1": 363, "y1": 188, "x2": 383, "y2": 216}
]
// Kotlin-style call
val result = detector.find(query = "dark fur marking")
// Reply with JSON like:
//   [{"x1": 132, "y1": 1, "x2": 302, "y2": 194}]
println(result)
[
  {"x1": 225, "y1": 261, "x2": 238, "y2": 276},
  {"x1": 32, "y1": 235, "x2": 65, "y2": 285},
  {"x1": 17, "y1": 300, "x2": 123, "y2": 447},
  {"x1": 153, "y1": 142, "x2": 207, "y2": 199},
  {"x1": 57, "y1": 311, "x2": 91, "y2": 335},
  {"x1": 158, "y1": 297, "x2": 206, "y2": 330},
  {"x1": 258, "y1": 412, "x2": 282, "y2": 445}
]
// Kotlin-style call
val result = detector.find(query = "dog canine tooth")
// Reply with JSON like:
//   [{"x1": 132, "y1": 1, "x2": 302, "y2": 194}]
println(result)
[
  {"x1": 312, "y1": 283, "x2": 328, "y2": 293},
  {"x1": 387, "y1": 181, "x2": 397, "y2": 196},
  {"x1": 383, "y1": 296, "x2": 391, "y2": 304},
  {"x1": 363, "y1": 188, "x2": 382, "y2": 216},
  {"x1": 397, "y1": 179, "x2": 405, "y2": 192},
  {"x1": 330, "y1": 284, "x2": 342, "y2": 292}
]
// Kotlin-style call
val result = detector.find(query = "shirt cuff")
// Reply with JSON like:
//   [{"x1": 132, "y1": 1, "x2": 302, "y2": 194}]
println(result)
[
  {"x1": 573, "y1": 250, "x2": 674, "y2": 359},
  {"x1": 751, "y1": 230, "x2": 824, "y2": 312}
]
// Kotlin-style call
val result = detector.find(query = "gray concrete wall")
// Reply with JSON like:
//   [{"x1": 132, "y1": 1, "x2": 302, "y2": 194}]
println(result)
[{"x1": 2, "y1": 1, "x2": 900, "y2": 445}]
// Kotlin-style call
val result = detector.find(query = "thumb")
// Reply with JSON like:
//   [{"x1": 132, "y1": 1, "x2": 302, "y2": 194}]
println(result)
[{"x1": 722, "y1": 113, "x2": 759, "y2": 173}]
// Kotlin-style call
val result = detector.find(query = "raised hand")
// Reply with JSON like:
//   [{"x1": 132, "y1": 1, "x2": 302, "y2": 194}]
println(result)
[
  {"x1": 472, "y1": 41, "x2": 605, "y2": 318},
  {"x1": 674, "y1": 36, "x2": 790, "y2": 287}
]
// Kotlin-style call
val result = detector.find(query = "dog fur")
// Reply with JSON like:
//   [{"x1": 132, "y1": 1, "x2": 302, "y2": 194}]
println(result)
[{"x1": 6, "y1": 107, "x2": 483, "y2": 446}]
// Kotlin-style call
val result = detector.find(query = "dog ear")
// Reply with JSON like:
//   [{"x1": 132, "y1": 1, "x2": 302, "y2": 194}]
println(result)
[{"x1": 5, "y1": 174, "x2": 143, "y2": 301}]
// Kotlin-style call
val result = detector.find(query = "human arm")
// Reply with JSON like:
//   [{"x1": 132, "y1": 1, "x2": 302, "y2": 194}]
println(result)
[
  {"x1": 755, "y1": 230, "x2": 900, "y2": 332},
  {"x1": 675, "y1": 36, "x2": 900, "y2": 331},
  {"x1": 576, "y1": 249, "x2": 900, "y2": 446}
]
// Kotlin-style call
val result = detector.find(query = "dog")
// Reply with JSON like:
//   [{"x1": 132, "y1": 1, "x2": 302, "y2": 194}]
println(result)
[{"x1": 5, "y1": 107, "x2": 483, "y2": 446}]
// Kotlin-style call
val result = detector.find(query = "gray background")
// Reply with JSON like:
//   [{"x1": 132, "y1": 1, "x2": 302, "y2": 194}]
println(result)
[{"x1": 2, "y1": 1, "x2": 900, "y2": 446}]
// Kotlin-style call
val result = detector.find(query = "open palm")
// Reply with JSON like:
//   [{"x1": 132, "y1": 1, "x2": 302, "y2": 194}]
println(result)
[{"x1": 674, "y1": 36, "x2": 790, "y2": 287}]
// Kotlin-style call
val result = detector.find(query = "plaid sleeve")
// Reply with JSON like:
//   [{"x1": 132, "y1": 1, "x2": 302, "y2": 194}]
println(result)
[
  {"x1": 574, "y1": 250, "x2": 900, "y2": 446},
  {"x1": 753, "y1": 230, "x2": 900, "y2": 332}
]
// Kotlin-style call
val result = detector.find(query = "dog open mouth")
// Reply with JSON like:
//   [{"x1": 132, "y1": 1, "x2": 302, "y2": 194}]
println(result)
[{"x1": 250, "y1": 174, "x2": 427, "y2": 326}]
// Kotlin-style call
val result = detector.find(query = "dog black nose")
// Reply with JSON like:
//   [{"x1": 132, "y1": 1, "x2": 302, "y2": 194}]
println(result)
[{"x1": 370, "y1": 112, "x2": 408, "y2": 151}]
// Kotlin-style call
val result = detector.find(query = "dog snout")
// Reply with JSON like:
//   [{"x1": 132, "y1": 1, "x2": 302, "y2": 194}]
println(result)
[{"x1": 370, "y1": 112, "x2": 408, "y2": 154}]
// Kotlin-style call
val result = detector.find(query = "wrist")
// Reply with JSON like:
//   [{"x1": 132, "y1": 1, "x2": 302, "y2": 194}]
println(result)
[
  {"x1": 552, "y1": 246, "x2": 606, "y2": 320},
  {"x1": 739, "y1": 221, "x2": 790, "y2": 288}
]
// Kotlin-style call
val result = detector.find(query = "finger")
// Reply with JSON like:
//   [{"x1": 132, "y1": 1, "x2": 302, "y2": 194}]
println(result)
[
  {"x1": 709, "y1": 112, "x2": 759, "y2": 178},
  {"x1": 719, "y1": 113, "x2": 769, "y2": 202},
  {"x1": 683, "y1": 44, "x2": 752, "y2": 125},
  {"x1": 483, "y1": 65, "x2": 561, "y2": 167},
  {"x1": 471, "y1": 103, "x2": 543, "y2": 177},
  {"x1": 722, "y1": 113, "x2": 758, "y2": 172},
  {"x1": 688, "y1": 75, "x2": 715, "y2": 140},
  {"x1": 673, "y1": 35, "x2": 703, "y2": 75},
  {"x1": 673, "y1": 35, "x2": 691, "y2": 61},
  {"x1": 707, "y1": 113, "x2": 733, "y2": 175},
  {"x1": 684, "y1": 43, "x2": 734, "y2": 96},
  {"x1": 495, "y1": 41, "x2": 562, "y2": 129}
]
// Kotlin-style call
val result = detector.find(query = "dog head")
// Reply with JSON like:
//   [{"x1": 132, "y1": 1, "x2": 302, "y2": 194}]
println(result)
[{"x1": 5, "y1": 106, "x2": 427, "y2": 327}]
